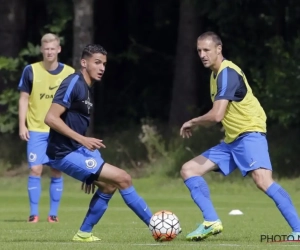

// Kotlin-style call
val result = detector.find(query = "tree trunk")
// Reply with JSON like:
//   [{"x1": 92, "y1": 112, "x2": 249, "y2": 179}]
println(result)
[
  {"x1": 73, "y1": 0, "x2": 94, "y2": 69},
  {"x1": 0, "y1": 0, "x2": 26, "y2": 57},
  {"x1": 73, "y1": 0, "x2": 95, "y2": 136},
  {"x1": 275, "y1": 0, "x2": 286, "y2": 39},
  {"x1": 169, "y1": 0, "x2": 201, "y2": 128},
  {"x1": 0, "y1": 0, "x2": 26, "y2": 113}
]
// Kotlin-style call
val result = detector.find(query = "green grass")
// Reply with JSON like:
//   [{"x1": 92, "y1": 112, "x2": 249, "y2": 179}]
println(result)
[{"x1": 1, "y1": 175, "x2": 300, "y2": 250}]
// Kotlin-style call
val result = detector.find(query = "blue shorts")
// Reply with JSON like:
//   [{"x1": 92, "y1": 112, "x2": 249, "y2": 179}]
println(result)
[
  {"x1": 201, "y1": 132, "x2": 272, "y2": 177},
  {"x1": 27, "y1": 131, "x2": 49, "y2": 168},
  {"x1": 48, "y1": 146, "x2": 105, "y2": 184}
]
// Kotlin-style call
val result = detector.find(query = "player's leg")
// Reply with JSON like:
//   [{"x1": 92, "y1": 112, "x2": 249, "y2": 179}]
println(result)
[
  {"x1": 73, "y1": 181, "x2": 117, "y2": 242},
  {"x1": 97, "y1": 163, "x2": 152, "y2": 227},
  {"x1": 252, "y1": 168, "x2": 300, "y2": 240},
  {"x1": 26, "y1": 131, "x2": 49, "y2": 223},
  {"x1": 27, "y1": 165, "x2": 43, "y2": 222},
  {"x1": 181, "y1": 156, "x2": 219, "y2": 222},
  {"x1": 48, "y1": 167, "x2": 63, "y2": 222},
  {"x1": 181, "y1": 142, "x2": 236, "y2": 241},
  {"x1": 232, "y1": 132, "x2": 300, "y2": 240},
  {"x1": 48, "y1": 147, "x2": 116, "y2": 241}
]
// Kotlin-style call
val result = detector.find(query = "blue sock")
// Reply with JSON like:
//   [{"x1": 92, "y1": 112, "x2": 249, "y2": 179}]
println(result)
[
  {"x1": 266, "y1": 182, "x2": 300, "y2": 232},
  {"x1": 119, "y1": 186, "x2": 152, "y2": 226},
  {"x1": 184, "y1": 176, "x2": 219, "y2": 221},
  {"x1": 80, "y1": 190, "x2": 113, "y2": 232},
  {"x1": 49, "y1": 177, "x2": 63, "y2": 216},
  {"x1": 28, "y1": 176, "x2": 41, "y2": 216}
]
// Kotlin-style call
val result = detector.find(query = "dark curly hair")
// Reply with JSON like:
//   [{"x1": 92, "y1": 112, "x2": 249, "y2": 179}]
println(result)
[{"x1": 81, "y1": 44, "x2": 107, "y2": 59}]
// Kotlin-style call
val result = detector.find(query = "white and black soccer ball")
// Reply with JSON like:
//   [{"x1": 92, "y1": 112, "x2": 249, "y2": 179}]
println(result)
[{"x1": 148, "y1": 210, "x2": 180, "y2": 241}]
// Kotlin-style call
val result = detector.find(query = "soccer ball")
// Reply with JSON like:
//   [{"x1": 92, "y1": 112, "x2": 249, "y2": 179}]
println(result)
[{"x1": 149, "y1": 210, "x2": 180, "y2": 241}]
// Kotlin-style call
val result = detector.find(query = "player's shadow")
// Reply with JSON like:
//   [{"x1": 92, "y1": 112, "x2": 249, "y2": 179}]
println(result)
[{"x1": 2, "y1": 219, "x2": 26, "y2": 222}]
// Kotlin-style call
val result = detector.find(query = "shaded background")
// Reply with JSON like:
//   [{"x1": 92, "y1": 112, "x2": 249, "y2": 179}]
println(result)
[{"x1": 0, "y1": 0, "x2": 299, "y2": 178}]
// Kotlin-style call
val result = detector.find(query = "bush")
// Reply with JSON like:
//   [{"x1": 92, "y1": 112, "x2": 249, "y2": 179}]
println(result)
[
  {"x1": 0, "y1": 119, "x2": 299, "y2": 179},
  {"x1": 99, "y1": 118, "x2": 223, "y2": 177},
  {"x1": 250, "y1": 36, "x2": 300, "y2": 127},
  {"x1": 98, "y1": 120, "x2": 300, "y2": 180}
]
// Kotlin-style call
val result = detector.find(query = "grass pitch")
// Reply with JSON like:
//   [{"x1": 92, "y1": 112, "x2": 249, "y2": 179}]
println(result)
[{"x1": 1, "y1": 175, "x2": 300, "y2": 250}]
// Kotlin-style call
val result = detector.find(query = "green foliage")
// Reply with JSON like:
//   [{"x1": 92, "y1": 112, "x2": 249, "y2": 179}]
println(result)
[
  {"x1": 19, "y1": 42, "x2": 41, "y2": 58},
  {"x1": 0, "y1": 57, "x2": 19, "y2": 74},
  {"x1": 138, "y1": 121, "x2": 223, "y2": 178},
  {"x1": 0, "y1": 0, "x2": 72, "y2": 134},
  {"x1": 0, "y1": 43, "x2": 40, "y2": 134},
  {"x1": 42, "y1": 0, "x2": 73, "y2": 45},
  {"x1": 195, "y1": 0, "x2": 300, "y2": 128},
  {"x1": 1, "y1": 120, "x2": 299, "y2": 179},
  {"x1": 0, "y1": 89, "x2": 19, "y2": 133},
  {"x1": 98, "y1": 120, "x2": 300, "y2": 180},
  {"x1": 266, "y1": 127, "x2": 300, "y2": 178},
  {"x1": 250, "y1": 36, "x2": 300, "y2": 127},
  {"x1": 98, "y1": 118, "x2": 222, "y2": 178},
  {"x1": 0, "y1": 133, "x2": 26, "y2": 173}
]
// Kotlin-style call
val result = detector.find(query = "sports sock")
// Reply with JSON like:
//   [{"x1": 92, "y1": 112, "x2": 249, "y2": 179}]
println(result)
[
  {"x1": 119, "y1": 186, "x2": 152, "y2": 226},
  {"x1": 80, "y1": 190, "x2": 113, "y2": 232},
  {"x1": 184, "y1": 176, "x2": 219, "y2": 221},
  {"x1": 266, "y1": 182, "x2": 300, "y2": 232},
  {"x1": 28, "y1": 176, "x2": 41, "y2": 216},
  {"x1": 49, "y1": 177, "x2": 63, "y2": 216}
]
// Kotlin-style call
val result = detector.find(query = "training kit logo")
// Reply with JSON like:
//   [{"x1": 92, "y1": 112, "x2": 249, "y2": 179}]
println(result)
[
  {"x1": 260, "y1": 234, "x2": 300, "y2": 243},
  {"x1": 85, "y1": 158, "x2": 97, "y2": 169},
  {"x1": 28, "y1": 152, "x2": 37, "y2": 162}
]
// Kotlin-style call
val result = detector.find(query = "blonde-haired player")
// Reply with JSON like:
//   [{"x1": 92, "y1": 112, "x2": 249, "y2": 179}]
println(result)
[{"x1": 18, "y1": 33, "x2": 75, "y2": 223}]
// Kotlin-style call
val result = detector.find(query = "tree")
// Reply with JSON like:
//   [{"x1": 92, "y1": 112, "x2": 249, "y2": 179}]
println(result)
[
  {"x1": 0, "y1": 0, "x2": 26, "y2": 57},
  {"x1": 73, "y1": 0, "x2": 94, "y2": 69},
  {"x1": 73, "y1": 0, "x2": 95, "y2": 135},
  {"x1": 0, "y1": 0, "x2": 27, "y2": 123},
  {"x1": 169, "y1": 0, "x2": 201, "y2": 128}
]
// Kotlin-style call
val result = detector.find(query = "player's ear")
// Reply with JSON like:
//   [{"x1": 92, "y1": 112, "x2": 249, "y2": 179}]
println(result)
[
  {"x1": 81, "y1": 58, "x2": 87, "y2": 68},
  {"x1": 57, "y1": 46, "x2": 61, "y2": 54},
  {"x1": 217, "y1": 45, "x2": 222, "y2": 55}
]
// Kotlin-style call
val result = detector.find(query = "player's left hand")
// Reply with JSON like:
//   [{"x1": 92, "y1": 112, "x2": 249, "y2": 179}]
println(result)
[
  {"x1": 180, "y1": 121, "x2": 193, "y2": 138},
  {"x1": 81, "y1": 182, "x2": 95, "y2": 194}
]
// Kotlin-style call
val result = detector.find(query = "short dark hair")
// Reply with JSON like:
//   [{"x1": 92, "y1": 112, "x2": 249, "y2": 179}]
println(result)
[
  {"x1": 81, "y1": 44, "x2": 107, "y2": 59},
  {"x1": 197, "y1": 31, "x2": 222, "y2": 46}
]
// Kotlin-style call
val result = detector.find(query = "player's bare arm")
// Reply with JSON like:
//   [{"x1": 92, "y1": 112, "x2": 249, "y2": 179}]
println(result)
[
  {"x1": 18, "y1": 91, "x2": 30, "y2": 141},
  {"x1": 45, "y1": 103, "x2": 106, "y2": 150},
  {"x1": 180, "y1": 99, "x2": 228, "y2": 138}
]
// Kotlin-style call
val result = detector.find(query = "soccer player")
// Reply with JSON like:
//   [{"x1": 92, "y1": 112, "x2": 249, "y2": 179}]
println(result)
[
  {"x1": 179, "y1": 31, "x2": 300, "y2": 241},
  {"x1": 18, "y1": 33, "x2": 75, "y2": 223},
  {"x1": 44, "y1": 44, "x2": 153, "y2": 242}
]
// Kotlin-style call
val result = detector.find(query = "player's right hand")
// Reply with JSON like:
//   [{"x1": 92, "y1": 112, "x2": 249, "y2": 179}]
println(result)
[
  {"x1": 19, "y1": 125, "x2": 30, "y2": 141},
  {"x1": 81, "y1": 137, "x2": 106, "y2": 151},
  {"x1": 180, "y1": 121, "x2": 193, "y2": 138}
]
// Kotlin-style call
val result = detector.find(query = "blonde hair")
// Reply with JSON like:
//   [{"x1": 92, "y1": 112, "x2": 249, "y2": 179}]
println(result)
[{"x1": 41, "y1": 33, "x2": 60, "y2": 45}]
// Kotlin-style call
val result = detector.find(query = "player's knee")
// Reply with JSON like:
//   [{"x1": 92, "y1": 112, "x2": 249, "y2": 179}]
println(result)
[
  {"x1": 30, "y1": 165, "x2": 43, "y2": 176},
  {"x1": 180, "y1": 162, "x2": 200, "y2": 180},
  {"x1": 180, "y1": 163, "x2": 189, "y2": 179},
  {"x1": 180, "y1": 156, "x2": 214, "y2": 180},
  {"x1": 251, "y1": 168, "x2": 273, "y2": 192},
  {"x1": 115, "y1": 169, "x2": 132, "y2": 189}
]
